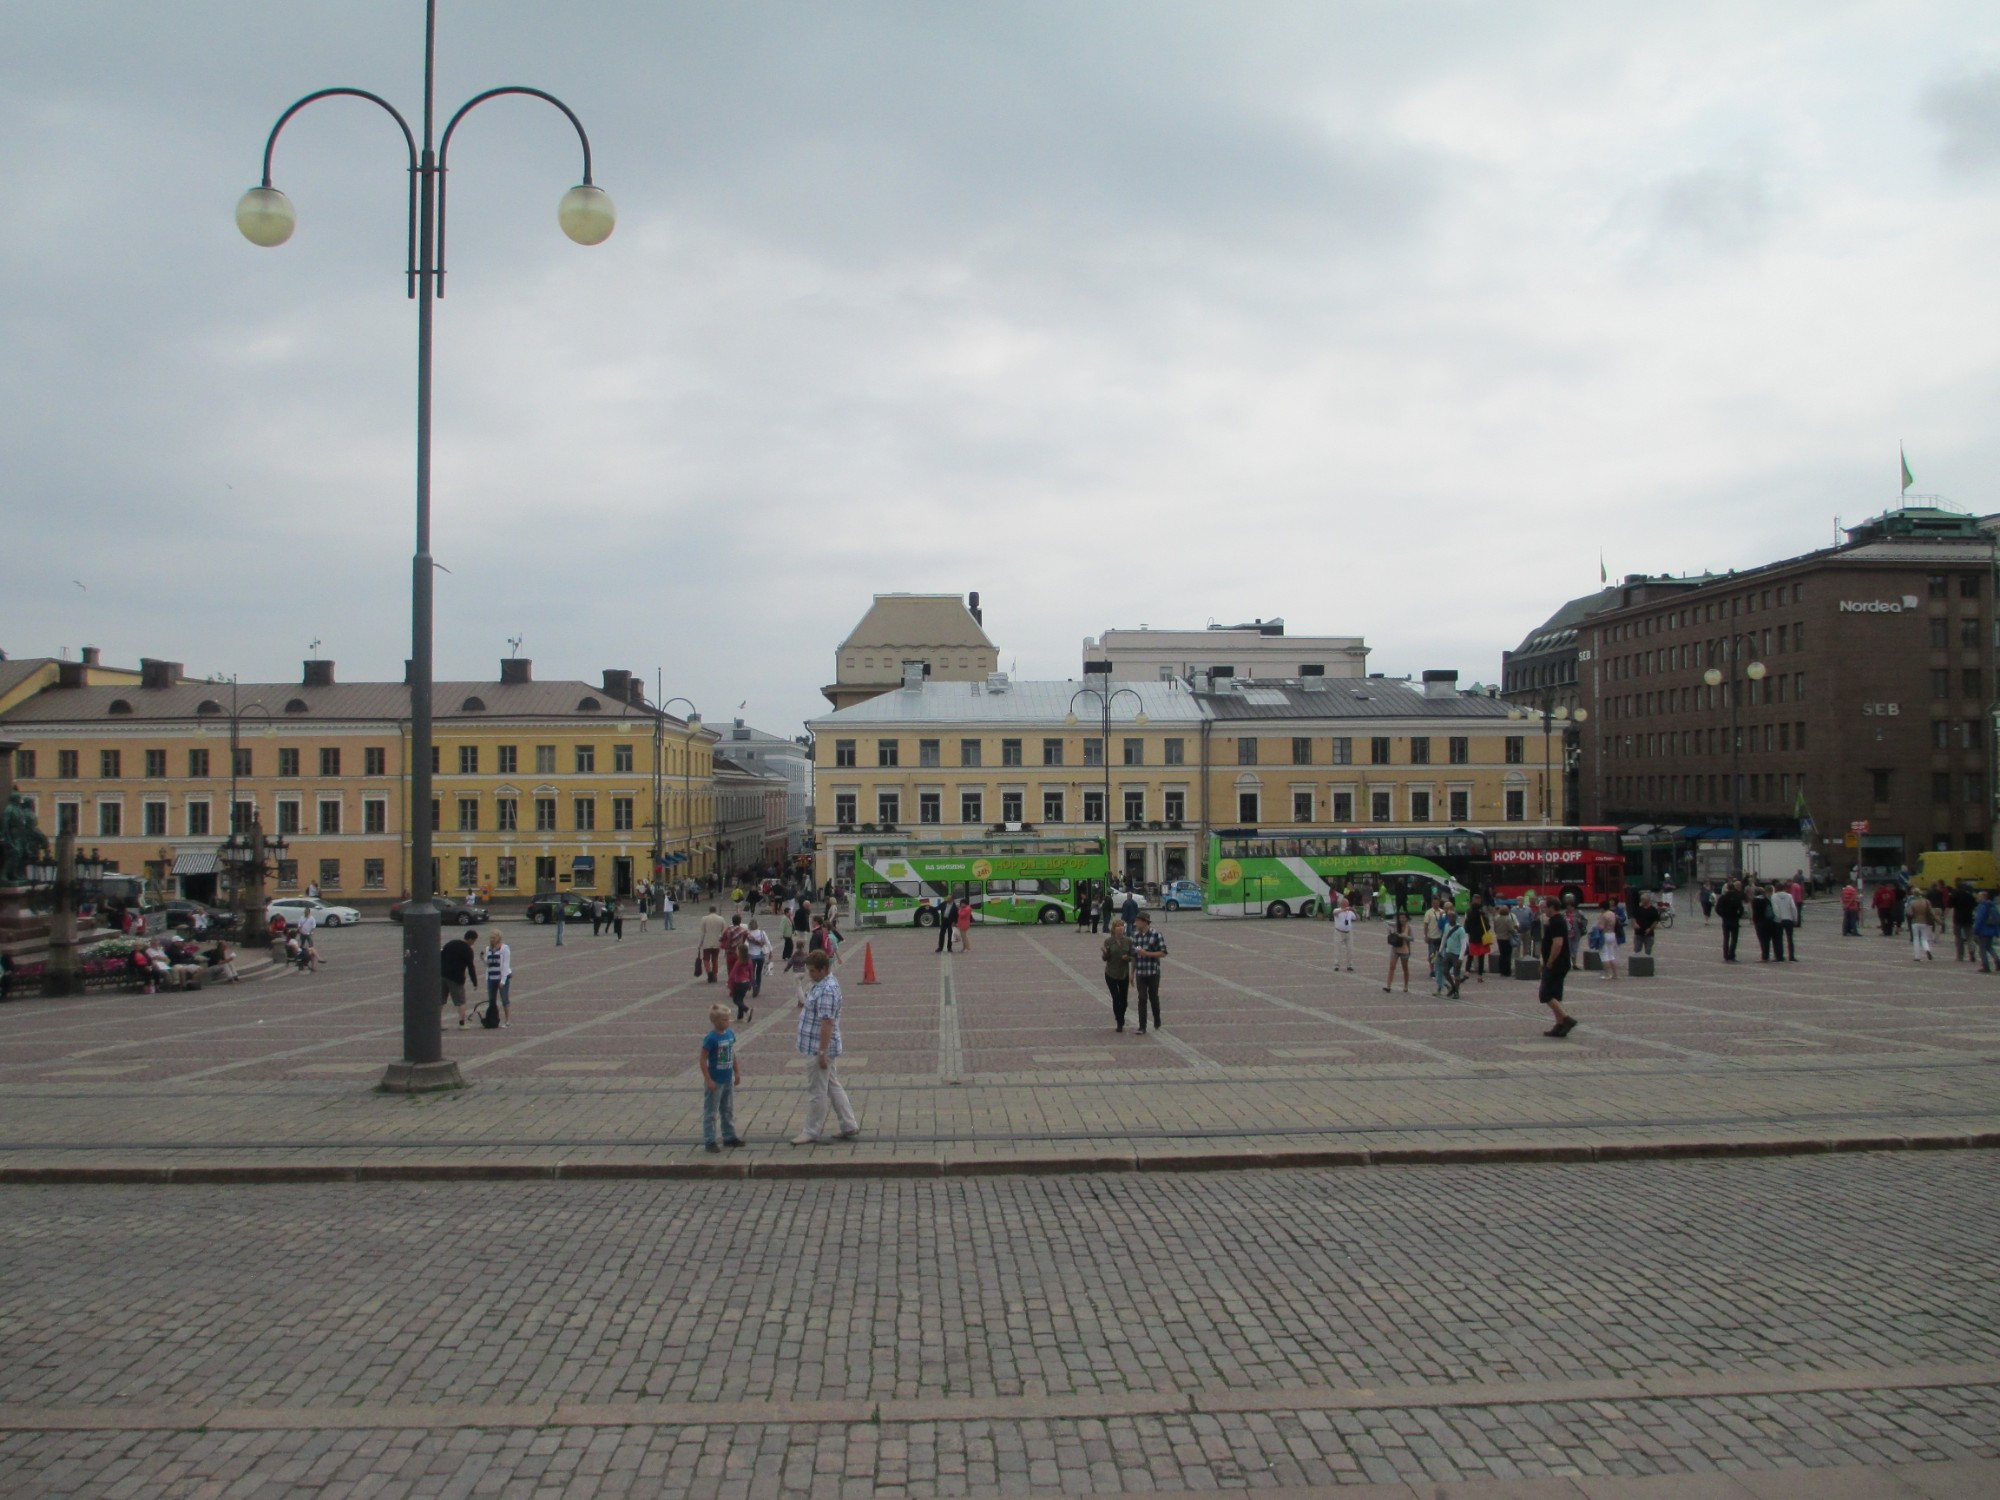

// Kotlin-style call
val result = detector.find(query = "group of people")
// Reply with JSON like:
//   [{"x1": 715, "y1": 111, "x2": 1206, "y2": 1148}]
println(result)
[
  {"x1": 131, "y1": 935, "x2": 240, "y2": 991},
  {"x1": 1698, "y1": 877, "x2": 1803, "y2": 962},
  {"x1": 440, "y1": 928, "x2": 514, "y2": 1028},
  {"x1": 1097, "y1": 913, "x2": 1168, "y2": 1032},
  {"x1": 697, "y1": 947, "x2": 859, "y2": 1152},
  {"x1": 1821, "y1": 877, "x2": 2000, "y2": 969},
  {"x1": 696, "y1": 888, "x2": 846, "y2": 1019},
  {"x1": 1076, "y1": 886, "x2": 1146, "y2": 938}
]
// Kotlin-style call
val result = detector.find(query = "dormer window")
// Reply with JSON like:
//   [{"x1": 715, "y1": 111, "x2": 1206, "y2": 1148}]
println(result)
[
  {"x1": 285, "y1": 698, "x2": 309, "y2": 714},
  {"x1": 461, "y1": 695, "x2": 487, "y2": 712},
  {"x1": 108, "y1": 699, "x2": 133, "y2": 715},
  {"x1": 577, "y1": 696, "x2": 602, "y2": 712},
  {"x1": 196, "y1": 699, "x2": 223, "y2": 716}
]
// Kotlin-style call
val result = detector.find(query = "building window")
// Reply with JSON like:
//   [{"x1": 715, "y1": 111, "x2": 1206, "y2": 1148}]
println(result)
[
  {"x1": 1963, "y1": 574, "x2": 1983, "y2": 598},
  {"x1": 363, "y1": 746, "x2": 386, "y2": 776},
  {"x1": 1002, "y1": 738, "x2": 1024, "y2": 766},
  {"x1": 915, "y1": 739, "x2": 941, "y2": 768},
  {"x1": 1237, "y1": 738, "x2": 1258, "y2": 766},
  {"x1": 278, "y1": 747, "x2": 300, "y2": 777},
  {"x1": 613, "y1": 797, "x2": 635, "y2": 831},
  {"x1": 13, "y1": 749, "x2": 34, "y2": 779},
  {"x1": 1962, "y1": 617, "x2": 1982, "y2": 648},
  {"x1": 534, "y1": 856, "x2": 557, "y2": 890},
  {"x1": 1410, "y1": 789, "x2": 1432, "y2": 821},
  {"x1": 55, "y1": 802, "x2": 79, "y2": 835},
  {"x1": 97, "y1": 801, "x2": 122, "y2": 836},
  {"x1": 1505, "y1": 736, "x2": 1525, "y2": 765},
  {"x1": 98, "y1": 749, "x2": 120, "y2": 779},
  {"x1": 1124, "y1": 790, "x2": 1145, "y2": 822},
  {"x1": 277, "y1": 800, "x2": 301, "y2": 834},
  {"x1": 457, "y1": 797, "x2": 480, "y2": 831},
  {"x1": 1449, "y1": 789, "x2": 1470, "y2": 821},
  {"x1": 834, "y1": 793, "x2": 857, "y2": 826},
  {"x1": 1238, "y1": 791, "x2": 1260, "y2": 823},
  {"x1": 1042, "y1": 738, "x2": 1064, "y2": 766},
  {"x1": 432, "y1": 746, "x2": 442, "y2": 774},
  {"x1": 231, "y1": 747, "x2": 253, "y2": 778},
  {"x1": 364, "y1": 858, "x2": 386, "y2": 889},
  {"x1": 319, "y1": 801, "x2": 341, "y2": 834},
  {"x1": 1001, "y1": 791, "x2": 1024, "y2": 822},
  {"x1": 1165, "y1": 790, "x2": 1186, "y2": 822},
  {"x1": 1122, "y1": 738, "x2": 1143, "y2": 766},
  {"x1": 1448, "y1": 737, "x2": 1469, "y2": 765},
  {"x1": 1409, "y1": 737, "x2": 1431, "y2": 765},
  {"x1": 1043, "y1": 791, "x2": 1065, "y2": 823},
  {"x1": 574, "y1": 797, "x2": 596, "y2": 830},
  {"x1": 275, "y1": 859, "x2": 298, "y2": 888},
  {"x1": 1082, "y1": 738, "x2": 1103, "y2": 766},
  {"x1": 1871, "y1": 770, "x2": 1893, "y2": 803},
  {"x1": 1292, "y1": 737, "x2": 1312, "y2": 765},
  {"x1": 961, "y1": 740, "x2": 982, "y2": 767},
  {"x1": 456, "y1": 857, "x2": 478, "y2": 891},
  {"x1": 1929, "y1": 574, "x2": 1949, "y2": 598},
  {"x1": 488, "y1": 745, "x2": 513, "y2": 775},
  {"x1": 878, "y1": 792, "x2": 901, "y2": 826},
  {"x1": 1793, "y1": 672, "x2": 1805, "y2": 702},
  {"x1": 1164, "y1": 738, "x2": 1185, "y2": 766},
  {"x1": 322, "y1": 747, "x2": 343, "y2": 777},
  {"x1": 878, "y1": 739, "x2": 900, "y2": 768},
  {"x1": 1370, "y1": 790, "x2": 1392, "y2": 822},
  {"x1": 1370, "y1": 737, "x2": 1392, "y2": 765},
  {"x1": 494, "y1": 797, "x2": 516, "y2": 831},
  {"x1": 575, "y1": 745, "x2": 596, "y2": 774},
  {"x1": 910, "y1": 790, "x2": 940, "y2": 825},
  {"x1": 186, "y1": 747, "x2": 209, "y2": 778},
  {"x1": 143, "y1": 801, "x2": 168, "y2": 837},
  {"x1": 57, "y1": 749, "x2": 79, "y2": 779},
  {"x1": 1934, "y1": 772, "x2": 1953, "y2": 804},
  {"x1": 535, "y1": 797, "x2": 557, "y2": 831},
  {"x1": 141, "y1": 748, "x2": 166, "y2": 778},
  {"x1": 613, "y1": 743, "x2": 633, "y2": 773},
  {"x1": 1292, "y1": 790, "x2": 1312, "y2": 822},
  {"x1": 1965, "y1": 668, "x2": 1984, "y2": 698},
  {"x1": 495, "y1": 857, "x2": 517, "y2": 889},
  {"x1": 1932, "y1": 669, "x2": 1950, "y2": 700},
  {"x1": 960, "y1": 790, "x2": 983, "y2": 824},
  {"x1": 1329, "y1": 791, "x2": 1353, "y2": 821},
  {"x1": 1083, "y1": 790, "x2": 1105, "y2": 823},
  {"x1": 1968, "y1": 773, "x2": 1985, "y2": 805},
  {"x1": 320, "y1": 859, "x2": 342, "y2": 890},
  {"x1": 834, "y1": 739, "x2": 857, "y2": 767},
  {"x1": 1504, "y1": 788, "x2": 1526, "y2": 822},
  {"x1": 536, "y1": 745, "x2": 557, "y2": 774}
]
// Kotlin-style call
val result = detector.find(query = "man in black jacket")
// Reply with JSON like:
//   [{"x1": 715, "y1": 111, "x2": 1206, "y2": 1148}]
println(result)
[
  {"x1": 441, "y1": 929, "x2": 479, "y2": 1026},
  {"x1": 1715, "y1": 881, "x2": 1746, "y2": 962}
]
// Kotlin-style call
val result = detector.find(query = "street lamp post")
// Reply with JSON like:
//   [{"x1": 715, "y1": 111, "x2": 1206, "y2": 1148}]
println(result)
[
  {"x1": 659, "y1": 697, "x2": 701, "y2": 892},
  {"x1": 26, "y1": 834, "x2": 107, "y2": 997},
  {"x1": 239, "y1": 0, "x2": 613, "y2": 1093},
  {"x1": 1067, "y1": 684, "x2": 1147, "y2": 892},
  {"x1": 194, "y1": 676, "x2": 276, "y2": 933},
  {"x1": 1703, "y1": 639, "x2": 1766, "y2": 877},
  {"x1": 1507, "y1": 694, "x2": 1588, "y2": 824}
]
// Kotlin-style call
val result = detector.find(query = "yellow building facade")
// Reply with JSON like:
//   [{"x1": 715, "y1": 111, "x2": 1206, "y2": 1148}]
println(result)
[{"x1": 1, "y1": 657, "x2": 717, "y2": 904}]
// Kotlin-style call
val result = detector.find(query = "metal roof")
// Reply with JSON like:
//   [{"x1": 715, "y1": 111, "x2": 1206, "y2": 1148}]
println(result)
[
  {"x1": 1197, "y1": 678, "x2": 1513, "y2": 722},
  {"x1": 808, "y1": 678, "x2": 1203, "y2": 728},
  {"x1": 0, "y1": 680, "x2": 709, "y2": 731}
]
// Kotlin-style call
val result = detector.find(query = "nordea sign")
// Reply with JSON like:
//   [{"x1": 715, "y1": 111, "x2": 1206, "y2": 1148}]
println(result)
[{"x1": 1839, "y1": 595, "x2": 1920, "y2": 614}]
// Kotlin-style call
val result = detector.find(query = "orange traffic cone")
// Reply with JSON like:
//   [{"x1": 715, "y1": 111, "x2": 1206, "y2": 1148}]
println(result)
[{"x1": 861, "y1": 942, "x2": 879, "y2": 984}]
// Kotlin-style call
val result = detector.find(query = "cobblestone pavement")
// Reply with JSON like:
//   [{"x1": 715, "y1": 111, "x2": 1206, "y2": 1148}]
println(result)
[
  {"x1": 0, "y1": 908, "x2": 1994, "y2": 1171},
  {"x1": 1, "y1": 1154, "x2": 1997, "y2": 1494}
]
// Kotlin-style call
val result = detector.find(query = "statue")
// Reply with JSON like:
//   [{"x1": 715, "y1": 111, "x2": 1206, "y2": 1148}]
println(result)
[{"x1": 1, "y1": 791, "x2": 50, "y2": 886}]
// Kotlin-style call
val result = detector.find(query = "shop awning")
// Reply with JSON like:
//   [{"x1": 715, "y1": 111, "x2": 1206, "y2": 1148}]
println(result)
[
  {"x1": 172, "y1": 849, "x2": 220, "y2": 875},
  {"x1": 571, "y1": 855, "x2": 596, "y2": 871}
]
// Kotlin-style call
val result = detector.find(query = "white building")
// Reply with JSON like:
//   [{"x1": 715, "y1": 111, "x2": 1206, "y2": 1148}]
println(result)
[
  {"x1": 718, "y1": 719, "x2": 812, "y2": 855},
  {"x1": 1083, "y1": 619, "x2": 1369, "y2": 685}
]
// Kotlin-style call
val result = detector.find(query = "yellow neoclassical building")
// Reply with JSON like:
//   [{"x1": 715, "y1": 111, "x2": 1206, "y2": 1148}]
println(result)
[
  {"x1": 807, "y1": 671, "x2": 1537, "y2": 890},
  {"x1": 1, "y1": 656, "x2": 717, "y2": 903}
]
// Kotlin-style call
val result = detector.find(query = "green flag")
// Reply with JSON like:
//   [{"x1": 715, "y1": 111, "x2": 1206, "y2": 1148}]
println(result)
[
  {"x1": 1793, "y1": 784, "x2": 1807, "y2": 818},
  {"x1": 1901, "y1": 446, "x2": 1914, "y2": 493}
]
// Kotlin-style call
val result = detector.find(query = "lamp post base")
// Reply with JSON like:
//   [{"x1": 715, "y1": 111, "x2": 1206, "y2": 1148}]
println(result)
[{"x1": 378, "y1": 1059, "x2": 466, "y2": 1094}]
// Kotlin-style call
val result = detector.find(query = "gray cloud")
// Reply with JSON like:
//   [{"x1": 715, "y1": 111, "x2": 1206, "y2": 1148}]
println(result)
[{"x1": 1923, "y1": 68, "x2": 2000, "y2": 172}]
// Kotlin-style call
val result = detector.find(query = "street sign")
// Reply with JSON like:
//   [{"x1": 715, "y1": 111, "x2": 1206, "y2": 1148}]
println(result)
[
  {"x1": 1844, "y1": 833, "x2": 1859, "y2": 848},
  {"x1": 1849, "y1": 820, "x2": 1870, "y2": 834}
]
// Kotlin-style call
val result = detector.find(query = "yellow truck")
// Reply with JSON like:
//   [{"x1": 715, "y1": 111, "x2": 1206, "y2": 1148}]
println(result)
[{"x1": 1913, "y1": 849, "x2": 2000, "y2": 891}]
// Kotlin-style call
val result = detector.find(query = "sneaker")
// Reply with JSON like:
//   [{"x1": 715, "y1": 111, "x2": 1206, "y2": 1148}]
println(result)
[
  {"x1": 791, "y1": 1133, "x2": 817, "y2": 1146},
  {"x1": 836, "y1": 1129, "x2": 861, "y2": 1140},
  {"x1": 1554, "y1": 1017, "x2": 1578, "y2": 1037},
  {"x1": 746, "y1": 1007, "x2": 754, "y2": 1022},
  {"x1": 724, "y1": 1138, "x2": 745, "y2": 1148},
  {"x1": 704, "y1": 1142, "x2": 721, "y2": 1153},
  {"x1": 1544, "y1": 1025, "x2": 1565, "y2": 1037}
]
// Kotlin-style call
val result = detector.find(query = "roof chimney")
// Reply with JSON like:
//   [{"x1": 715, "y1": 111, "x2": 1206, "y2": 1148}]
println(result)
[
  {"x1": 139, "y1": 658, "x2": 181, "y2": 690},
  {"x1": 302, "y1": 660, "x2": 335, "y2": 687},
  {"x1": 627, "y1": 678, "x2": 646, "y2": 707},
  {"x1": 968, "y1": 591, "x2": 982, "y2": 625},
  {"x1": 1421, "y1": 669, "x2": 1460, "y2": 700},
  {"x1": 56, "y1": 661, "x2": 85, "y2": 688},
  {"x1": 601, "y1": 668, "x2": 633, "y2": 701},
  {"x1": 80, "y1": 646, "x2": 101, "y2": 667},
  {"x1": 499, "y1": 658, "x2": 533, "y2": 685}
]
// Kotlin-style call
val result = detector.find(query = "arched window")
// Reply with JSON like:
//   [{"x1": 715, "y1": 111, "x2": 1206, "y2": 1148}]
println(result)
[{"x1": 108, "y1": 699, "x2": 133, "y2": 715}]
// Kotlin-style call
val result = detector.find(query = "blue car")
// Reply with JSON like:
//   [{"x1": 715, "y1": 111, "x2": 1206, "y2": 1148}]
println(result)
[{"x1": 1160, "y1": 879, "x2": 1205, "y2": 911}]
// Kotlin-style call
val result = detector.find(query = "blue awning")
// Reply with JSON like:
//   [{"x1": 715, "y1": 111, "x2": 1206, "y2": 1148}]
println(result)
[
  {"x1": 1676, "y1": 825, "x2": 1709, "y2": 838},
  {"x1": 571, "y1": 855, "x2": 596, "y2": 870}
]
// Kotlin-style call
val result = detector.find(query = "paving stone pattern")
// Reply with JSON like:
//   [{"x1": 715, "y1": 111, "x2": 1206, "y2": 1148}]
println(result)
[
  {"x1": 2, "y1": 1155, "x2": 1998, "y2": 1493},
  {"x1": 0, "y1": 907, "x2": 1996, "y2": 1171}
]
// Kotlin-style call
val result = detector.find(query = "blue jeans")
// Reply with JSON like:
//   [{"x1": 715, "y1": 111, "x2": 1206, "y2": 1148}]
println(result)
[
  {"x1": 702, "y1": 1078, "x2": 736, "y2": 1144},
  {"x1": 1980, "y1": 935, "x2": 1997, "y2": 973},
  {"x1": 554, "y1": 919, "x2": 565, "y2": 947}
]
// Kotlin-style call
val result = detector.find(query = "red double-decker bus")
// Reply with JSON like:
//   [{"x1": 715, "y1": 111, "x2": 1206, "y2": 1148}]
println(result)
[{"x1": 1474, "y1": 826, "x2": 1626, "y2": 907}]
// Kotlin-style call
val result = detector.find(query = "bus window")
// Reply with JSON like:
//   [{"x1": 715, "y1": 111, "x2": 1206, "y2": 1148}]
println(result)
[{"x1": 1585, "y1": 830, "x2": 1621, "y2": 853}]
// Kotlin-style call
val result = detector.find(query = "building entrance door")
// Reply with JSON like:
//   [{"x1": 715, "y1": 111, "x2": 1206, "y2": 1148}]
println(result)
[
  {"x1": 1123, "y1": 846, "x2": 1147, "y2": 889},
  {"x1": 1163, "y1": 846, "x2": 1187, "y2": 883},
  {"x1": 613, "y1": 858, "x2": 633, "y2": 898}
]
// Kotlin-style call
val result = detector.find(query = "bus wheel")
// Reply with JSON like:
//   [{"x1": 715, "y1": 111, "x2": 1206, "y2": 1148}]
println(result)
[
  {"x1": 1295, "y1": 899, "x2": 1317, "y2": 918},
  {"x1": 1038, "y1": 906, "x2": 1065, "y2": 925},
  {"x1": 914, "y1": 908, "x2": 937, "y2": 927},
  {"x1": 1265, "y1": 901, "x2": 1290, "y2": 919}
]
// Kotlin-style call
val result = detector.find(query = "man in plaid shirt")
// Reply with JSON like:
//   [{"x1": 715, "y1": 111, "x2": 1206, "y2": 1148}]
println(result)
[
  {"x1": 1131, "y1": 912, "x2": 1168, "y2": 1033},
  {"x1": 792, "y1": 950, "x2": 860, "y2": 1144}
]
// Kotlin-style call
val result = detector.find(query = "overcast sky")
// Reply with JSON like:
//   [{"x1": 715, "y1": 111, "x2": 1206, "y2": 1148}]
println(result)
[{"x1": 5, "y1": 1, "x2": 1999, "y2": 732}]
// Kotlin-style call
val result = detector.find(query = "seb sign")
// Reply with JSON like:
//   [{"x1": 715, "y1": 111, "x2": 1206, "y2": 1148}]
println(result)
[{"x1": 1839, "y1": 595, "x2": 1920, "y2": 614}]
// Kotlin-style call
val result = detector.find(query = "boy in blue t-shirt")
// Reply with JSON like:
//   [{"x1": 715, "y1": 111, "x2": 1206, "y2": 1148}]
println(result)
[{"x1": 700, "y1": 1003, "x2": 745, "y2": 1152}]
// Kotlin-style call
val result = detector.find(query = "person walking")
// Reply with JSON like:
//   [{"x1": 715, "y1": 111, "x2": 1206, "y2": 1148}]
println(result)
[
  {"x1": 746, "y1": 919, "x2": 773, "y2": 999},
  {"x1": 1130, "y1": 912, "x2": 1167, "y2": 1033},
  {"x1": 484, "y1": 929, "x2": 513, "y2": 1027},
  {"x1": 1972, "y1": 889, "x2": 2000, "y2": 972},
  {"x1": 1631, "y1": 892, "x2": 1659, "y2": 957},
  {"x1": 1873, "y1": 882, "x2": 1898, "y2": 937},
  {"x1": 1840, "y1": 881, "x2": 1862, "y2": 937},
  {"x1": 792, "y1": 951, "x2": 860, "y2": 1144},
  {"x1": 699, "y1": 906, "x2": 725, "y2": 982},
  {"x1": 1331, "y1": 896, "x2": 1356, "y2": 971},
  {"x1": 726, "y1": 934, "x2": 755, "y2": 1022},
  {"x1": 1463, "y1": 898, "x2": 1492, "y2": 983},
  {"x1": 1538, "y1": 897, "x2": 1578, "y2": 1037},
  {"x1": 1437, "y1": 914, "x2": 1467, "y2": 997},
  {"x1": 1594, "y1": 903, "x2": 1621, "y2": 980},
  {"x1": 554, "y1": 898, "x2": 567, "y2": 947},
  {"x1": 1421, "y1": 896, "x2": 1445, "y2": 974},
  {"x1": 1715, "y1": 881, "x2": 1745, "y2": 962},
  {"x1": 661, "y1": 891, "x2": 676, "y2": 931},
  {"x1": 442, "y1": 927, "x2": 478, "y2": 1027},
  {"x1": 607, "y1": 896, "x2": 624, "y2": 940},
  {"x1": 1383, "y1": 912, "x2": 1413, "y2": 993},
  {"x1": 954, "y1": 895, "x2": 974, "y2": 953},
  {"x1": 1750, "y1": 884, "x2": 1775, "y2": 962},
  {"x1": 1120, "y1": 889, "x2": 1140, "y2": 935},
  {"x1": 1952, "y1": 885, "x2": 1977, "y2": 960},
  {"x1": 636, "y1": 891, "x2": 651, "y2": 935},
  {"x1": 1770, "y1": 883, "x2": 1799, "y2": 961},
  {"x1": 1075, "y1": 885, "x2": 1095, "y2": 936},
  {"x1": 1699, "y1": 880, "x2": 1716, "y2": 924},
  {"x1": 1102, "y1": 918, "x2": 1134, "y2": 1032},
  {"x1": 1907, "y1": 888, "x2": 1937, "y2": 961},
  {"x1": 700, "y1": 1002, "x2": 745, "y2": 1152},
  {"x1": 936, "y1": 894, "x2": 957, "y2": 955},
  {"x1": 1492, "y1": 902, "x2": 1518, "y2": 978}
]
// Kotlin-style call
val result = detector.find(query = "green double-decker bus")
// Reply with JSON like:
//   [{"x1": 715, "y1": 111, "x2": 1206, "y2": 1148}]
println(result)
[
  {"x1": 853, "y1": 837, "x2": 1107, "y2": 927},
  {"x1": 1206, "y1": 829, "x2": 1489, "y2": 918}
]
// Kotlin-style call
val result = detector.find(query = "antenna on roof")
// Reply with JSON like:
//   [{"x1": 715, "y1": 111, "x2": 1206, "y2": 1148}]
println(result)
[
  {"x1": 308, "y1": 638, "x2": 322, "y2": 656},
  {"x1": 507, "y1": 635, "x2": 524, "y2": 658}
]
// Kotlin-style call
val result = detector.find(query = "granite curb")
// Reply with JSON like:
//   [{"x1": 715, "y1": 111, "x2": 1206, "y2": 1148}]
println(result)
[{"x1": 1, "y1": 1129, "x2": 1995, "y2": 1185}]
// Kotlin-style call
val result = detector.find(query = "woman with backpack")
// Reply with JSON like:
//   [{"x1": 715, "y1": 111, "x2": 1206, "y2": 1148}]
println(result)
[{"x1": 1383, "y1": 913, "x2": 1413, "y2": 994}]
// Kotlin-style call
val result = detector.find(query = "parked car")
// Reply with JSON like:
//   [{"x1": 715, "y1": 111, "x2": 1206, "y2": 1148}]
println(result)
[
  {"x1": 140, "y1": 898, "x2": 242, "y2": 933},
  {"x1": 265, "y1": 896, "x2": 362, "y2": 929},
  {"x1": 1158, "y1": 880, "x2": 1205, "y2": 911},
  {"x1": 1103, "y1": 886, "x2": 1150, "y2": 912},
  {"x1": 524, "y1": 894, "x2": 605, "y2": 925},
  {"x1": 388, "y1": 895, "x2": 488, "y2": 926}
]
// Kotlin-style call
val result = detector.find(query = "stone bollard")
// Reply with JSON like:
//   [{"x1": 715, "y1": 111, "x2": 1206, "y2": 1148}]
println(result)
[
  {"x1": 1628, "y1": 954, "x2": 1656, "y2": 977},
  {"x1": 1582, "y1": 949, "x2": 1603, "y2": 971},
  {"x1": 1514, "y1": 959, "x2": 1541, "y2": 982}
]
